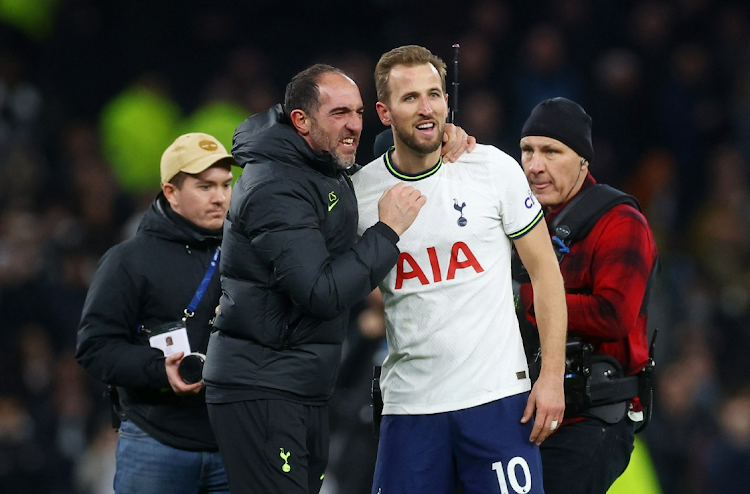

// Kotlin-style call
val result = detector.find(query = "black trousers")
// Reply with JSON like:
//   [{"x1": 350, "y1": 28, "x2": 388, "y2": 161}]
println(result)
[
  {"x1": 207, "y1": 399, "x2": 329, "y2": 494},
  {"x1": 540, "y1": 416, "x2": 635, "y2": 494}
]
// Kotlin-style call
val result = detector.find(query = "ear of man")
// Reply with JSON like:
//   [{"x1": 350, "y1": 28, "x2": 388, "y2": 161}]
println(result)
[
  {"x1": 290, "y1": 109, "x2": 311, "y2": 135},
  {"x1": 162, "y1": 182, "x2": 177, "y2": 201},
  {"x1": 375, "y1": 101, "x2": 391, "y2": 127},
  {"x1": 162, "y1": 181, "x2": 183, "y2": 212}
]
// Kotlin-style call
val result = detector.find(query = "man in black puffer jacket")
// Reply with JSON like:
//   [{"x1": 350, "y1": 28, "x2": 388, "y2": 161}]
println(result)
[
  {"x1": 203, "y1": 64, "x2": 427, "y2": 494},
  {"x1": 76, "y1": 133, "x2": 235, "y2": 493}
]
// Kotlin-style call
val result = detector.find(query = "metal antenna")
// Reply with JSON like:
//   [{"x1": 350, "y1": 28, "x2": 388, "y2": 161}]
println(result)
[{"x1": 448, "y1": 43, "x2": 460, "y2": 125}]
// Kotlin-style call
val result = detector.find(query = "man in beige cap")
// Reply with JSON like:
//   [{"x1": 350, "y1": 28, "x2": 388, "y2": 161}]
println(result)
[{"x1": 76, "y1": 132, "x2": 235, "y2": 493}]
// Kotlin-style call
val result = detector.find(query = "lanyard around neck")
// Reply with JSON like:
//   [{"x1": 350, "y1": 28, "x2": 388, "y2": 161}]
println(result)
[{"x1": 182, "y1": 247, "x2": 221, "y2": 321}]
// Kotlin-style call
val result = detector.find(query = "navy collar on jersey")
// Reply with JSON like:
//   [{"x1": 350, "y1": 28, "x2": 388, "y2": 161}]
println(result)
[{"x1": 383, "y1": 146, "x2": 443, "y2": 181}]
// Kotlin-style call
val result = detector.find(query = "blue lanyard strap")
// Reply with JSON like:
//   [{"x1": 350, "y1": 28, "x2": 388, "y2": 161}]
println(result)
[{"x1": 183, "y1": 247, "x2": 221, "y2": 320}]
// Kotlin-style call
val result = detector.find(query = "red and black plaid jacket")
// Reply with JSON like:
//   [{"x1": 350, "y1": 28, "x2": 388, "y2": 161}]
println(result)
[{"x1": 520, "y1": 173, "x2": 659, "y2": 376}]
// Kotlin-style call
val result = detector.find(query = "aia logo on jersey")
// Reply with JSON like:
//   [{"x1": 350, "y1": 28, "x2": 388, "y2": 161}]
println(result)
[
  {"x1": 525, "y1": 191, "x2": 536, "y2": 209},
  {"x1": 394, "y1": 241, "x2": 484, "y2": 289},
  {"x1": 453, "y1": 199, "x2": 467, "y2": 227}
]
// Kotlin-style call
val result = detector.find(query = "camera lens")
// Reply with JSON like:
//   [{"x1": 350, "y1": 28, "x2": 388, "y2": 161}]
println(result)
[{"x1": 178, "y1": 353, "x2": 206, "y2": 384}]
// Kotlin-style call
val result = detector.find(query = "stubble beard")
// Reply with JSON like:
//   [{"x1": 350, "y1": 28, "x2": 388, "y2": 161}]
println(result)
[
  {"x1": 331, "y1": 148, "x2": 356, "y2": 169},
  {"x1": 310, "y1": 119, "x2": 357, "y2": 170},
  {"x1": 393, "y1": 121, "x2": 445, "y2": 156}
]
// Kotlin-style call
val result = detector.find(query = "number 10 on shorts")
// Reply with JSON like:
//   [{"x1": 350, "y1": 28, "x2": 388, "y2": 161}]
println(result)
[{"x1": 492, "y1": 457, "x2": 532, "y2": 494}]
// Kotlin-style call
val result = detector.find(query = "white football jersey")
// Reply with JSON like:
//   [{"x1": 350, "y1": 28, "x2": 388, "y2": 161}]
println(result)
[{"x1": 353, "y1": 144, "x2": 543, "y2": 414}]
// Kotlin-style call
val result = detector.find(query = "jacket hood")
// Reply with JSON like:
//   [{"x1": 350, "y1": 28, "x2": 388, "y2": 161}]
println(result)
[
  {"x1": 232, "y1": 104, "x2": 342, "y2": 177},
  {"x1": 137, "y1": 193, "x2": 222, "y2": 247}
]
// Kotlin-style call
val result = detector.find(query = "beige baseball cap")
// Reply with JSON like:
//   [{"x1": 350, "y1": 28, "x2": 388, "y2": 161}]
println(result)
[{"x1": 160, "y1": 133, "x2": 234, "y2": 184}]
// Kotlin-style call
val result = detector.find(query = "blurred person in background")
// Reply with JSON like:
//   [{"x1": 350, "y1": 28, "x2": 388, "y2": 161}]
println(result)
[
  {"x1": 516, "y1": 97, "x2": 659, "y2": 494},
  {"x1": 687, "y1": 145, "x2": 750, "y2": 391},
  {"x1": 511, "y1": 22, "x2": 583, "y2": 134},
  {"x1": 75, "y1": 132, "x2": 235, "y2": 494},
  {"x1": 646, "y1": 345, "x2": 718, "y2": 494},
  {"x1": 0, "y1": 394, "x2": 53, "y2": 491},
  {"x1": 706, "y1": 388, "x2": 750, "y2": 493},
  {"x1": 0, "y1": 325, "x2": 73, "y2": 492}
]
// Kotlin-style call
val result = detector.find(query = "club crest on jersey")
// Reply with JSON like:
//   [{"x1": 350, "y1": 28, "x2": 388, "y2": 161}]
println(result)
[{"x1": 453, "y1": 199, "x2": 467, "y2": 227}]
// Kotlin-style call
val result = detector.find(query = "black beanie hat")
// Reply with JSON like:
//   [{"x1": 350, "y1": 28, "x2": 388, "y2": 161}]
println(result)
[{"x1": 521, "y1": 97, "x2": 594, "y2": 162}]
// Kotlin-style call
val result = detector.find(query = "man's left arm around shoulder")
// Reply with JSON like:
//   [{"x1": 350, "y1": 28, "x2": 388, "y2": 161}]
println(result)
[
  {"x1": 513, "y1": 219, "x2": 567, "y2": 445},
  {"x1": 440, "y1": 123, "x2": 477, "y2": 162}
]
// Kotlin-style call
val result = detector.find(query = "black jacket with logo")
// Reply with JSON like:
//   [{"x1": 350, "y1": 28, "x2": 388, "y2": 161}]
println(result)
[
  {"x1": 203, "y1": 104, "x2": 399, "y2": 404},
  {"x1": 76, "y1": 195, "x2": 222, "y2": 451}
]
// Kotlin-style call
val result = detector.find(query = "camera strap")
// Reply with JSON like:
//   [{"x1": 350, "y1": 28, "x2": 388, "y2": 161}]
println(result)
[
  {"x1": 588, "y1": 375, "x2": 640, "y2": 407},
  {"x1": 137, "y1": 247, "x2": 221, "y2": 335},
  {"x1": 549, "y1": 184, "x2": 640, "y2": 259}
]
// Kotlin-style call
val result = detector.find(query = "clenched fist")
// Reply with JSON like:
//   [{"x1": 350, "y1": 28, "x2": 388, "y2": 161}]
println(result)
[{"x1": 378, "y1": 182, "x2": 426, "y2": 236}]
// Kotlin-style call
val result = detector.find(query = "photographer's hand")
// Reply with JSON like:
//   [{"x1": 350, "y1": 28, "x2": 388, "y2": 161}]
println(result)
[{"x1": 165, "y1": 352, "x2": 203, "y2": 395}]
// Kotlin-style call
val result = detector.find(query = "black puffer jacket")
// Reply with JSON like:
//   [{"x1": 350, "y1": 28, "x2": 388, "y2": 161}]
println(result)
[
  {"x1": 203, "y1": 105, "x2": 399, "y2": 403},
  {"x1": 76, "y1": 194, "x2": 222, "y2": 451}
]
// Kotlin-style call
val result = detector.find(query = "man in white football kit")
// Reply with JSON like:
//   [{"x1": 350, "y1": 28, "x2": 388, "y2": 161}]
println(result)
[{"x1": 353, "y1": 46, "x2": 568, "y2": 494}]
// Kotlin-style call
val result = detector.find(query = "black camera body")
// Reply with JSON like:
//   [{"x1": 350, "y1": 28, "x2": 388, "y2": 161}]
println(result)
[
  {"x1": 530, "y1": 340, "x2": 639, "y2": 423},
  {"x1": 561, "y1": 340, "x2": 593, "y2": 414}
]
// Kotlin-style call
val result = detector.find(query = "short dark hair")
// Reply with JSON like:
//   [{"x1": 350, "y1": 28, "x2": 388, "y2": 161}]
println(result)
[
  {"x1": 168, "y1": 171, "x2": 189, "y2": 189},
  {"x1": 284, "y1": 64, "x2": 347, "y2": 119}
]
